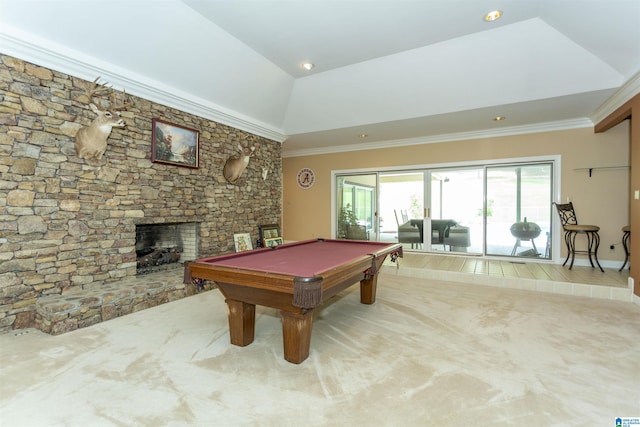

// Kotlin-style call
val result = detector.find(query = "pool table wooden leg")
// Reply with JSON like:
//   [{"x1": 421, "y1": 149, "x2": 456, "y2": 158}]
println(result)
[
  {"x1": 360, "y1": 274, "x2": 379, "y2": 304},
  {"x1": 226, "y1": 299, "x2": 255, "y2": 347},
  {"x1": 281, "y1": 310, "x2": 313, "y2": 364}
]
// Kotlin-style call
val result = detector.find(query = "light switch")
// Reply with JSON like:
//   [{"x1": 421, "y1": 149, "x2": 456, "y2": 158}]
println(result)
[{"x1": 635, "y1": 190, "x2": 639, "y2": 200}]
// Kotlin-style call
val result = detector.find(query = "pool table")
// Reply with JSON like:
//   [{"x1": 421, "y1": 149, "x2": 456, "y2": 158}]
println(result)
[{"x1": 186, "y1": 239, "x2": 402, "y2": 364}]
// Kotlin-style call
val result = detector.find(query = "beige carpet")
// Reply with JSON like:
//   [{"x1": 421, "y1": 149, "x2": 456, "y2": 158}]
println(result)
[{"x1": 1, "y1": 271, "x2": 639, "y2": 426}]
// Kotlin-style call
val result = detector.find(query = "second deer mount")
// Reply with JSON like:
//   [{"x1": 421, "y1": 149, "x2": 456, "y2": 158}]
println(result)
[
  {"x1": 74, "y1": 76, "x2": 133, "y2": 160},
  {"x1": 223, "y1": 143, "x2": 257, "y2": 184}
]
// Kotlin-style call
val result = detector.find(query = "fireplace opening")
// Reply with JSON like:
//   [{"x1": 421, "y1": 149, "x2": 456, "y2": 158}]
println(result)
[{"x1": 135, "y1": 222, "x2": 199, "y2": 275}]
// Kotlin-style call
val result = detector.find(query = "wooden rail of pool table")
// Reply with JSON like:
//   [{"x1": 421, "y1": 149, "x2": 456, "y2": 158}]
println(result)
[{"x1": 187, "y1": 242, "x2": 401, "y2": 364}]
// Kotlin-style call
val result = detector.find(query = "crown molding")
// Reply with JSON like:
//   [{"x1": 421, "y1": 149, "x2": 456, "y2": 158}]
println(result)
[
  {"x1": 282, "y1": 118, "x2": 593, "y2": 158},
  {"x1": 4, "y1": 25, "x2": 624, "y2": 156},
  {"x1": 591, "y1": 71, "x2": 640, "y2": 124},
  {"x1": 0, "y1": 29, "x2": 287, "y2": 143}
]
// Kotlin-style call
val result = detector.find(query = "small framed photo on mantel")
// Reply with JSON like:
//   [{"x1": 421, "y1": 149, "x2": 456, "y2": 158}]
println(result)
[
  {"x1": 264, "y1": 237, "x2": 284, "y2": 248},
  {"x1": 259, "y1": 224, "x2": 280, "y2": 247},
  {"x1": 233, "y1": 233, "x2": 253, "y2": 252},
  {"x1": 151, "y1": 118, "x2": 199, "y2": 169}
]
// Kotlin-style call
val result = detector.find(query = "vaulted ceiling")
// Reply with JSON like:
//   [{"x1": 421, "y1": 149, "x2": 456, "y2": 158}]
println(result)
[{"x1": 1, "y1": 0, "x2": 639, "y2": 157}]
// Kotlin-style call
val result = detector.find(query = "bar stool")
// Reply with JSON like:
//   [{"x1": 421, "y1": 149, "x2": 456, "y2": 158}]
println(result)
[
  {"x1": 553, "y1": 202, "x2": 603, "y2": 272},
  {"x1": 619, "y1": 225, "x2": 630, "y2": 271}
]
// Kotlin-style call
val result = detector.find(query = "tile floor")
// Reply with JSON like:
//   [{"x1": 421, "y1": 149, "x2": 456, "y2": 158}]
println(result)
[{"x1": 384, "y1": 251, "x2": 633, "y2": 302}]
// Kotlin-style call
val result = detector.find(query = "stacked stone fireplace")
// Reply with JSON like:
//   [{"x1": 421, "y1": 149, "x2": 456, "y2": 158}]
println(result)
[
  {"x1": 136, "y1": 222, "x2": 200, "y2": 275},
  {"x1": 1, "y1": 54, "x2": 283, "y2": 333}
]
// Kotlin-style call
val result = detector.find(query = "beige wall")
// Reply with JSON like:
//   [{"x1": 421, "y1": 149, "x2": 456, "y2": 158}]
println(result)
[{"x1": 283, "y1": 124, "x2": 631, "y2": 264}]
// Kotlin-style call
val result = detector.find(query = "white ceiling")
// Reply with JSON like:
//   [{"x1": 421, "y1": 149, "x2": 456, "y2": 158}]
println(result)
[{"x1": 1, "y1": 0, "x2": 639, "y2": 157}]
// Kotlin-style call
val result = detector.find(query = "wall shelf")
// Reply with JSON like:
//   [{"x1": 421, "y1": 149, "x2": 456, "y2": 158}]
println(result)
[{"x1": 573, "y1": 166, "x2": 630, "y2": 177}]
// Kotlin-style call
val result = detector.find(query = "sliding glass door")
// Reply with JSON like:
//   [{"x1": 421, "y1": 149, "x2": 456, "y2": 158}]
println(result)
[
  {"x1": 336, "y1": 174, "x2": 376, "y2": 241},
  {"x1": 429, "y1": 168, "x2": 484, "y2": 254},
  {"x1": 378, "y1": 171, "x2": 424, "y2": 249},
  {"x1": 485, "y1": 163, "x2": 552, "y2": 258},
  {"x1": 335, "y1": 159, "x2": 554, "y2": 260},
  {"x1": 377, "y1": 169, "x2": 484, "y2": 253}
]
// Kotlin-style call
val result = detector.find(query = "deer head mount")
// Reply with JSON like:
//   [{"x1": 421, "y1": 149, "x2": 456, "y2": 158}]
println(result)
[
  {"x1": 223, "y1": 141, "x2": 257, "y2": 184},
  {"x1": 74, "y1": 76, "x2": 133, "y2": 160}
]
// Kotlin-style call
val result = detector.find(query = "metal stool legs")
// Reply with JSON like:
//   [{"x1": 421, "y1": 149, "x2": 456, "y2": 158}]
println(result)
[
  {"x1": 619, "y1": 226, "x2": 630, "y2": 271},
  {"x1": 563, "y1": 230, "x2": 604, "y2": 272}
]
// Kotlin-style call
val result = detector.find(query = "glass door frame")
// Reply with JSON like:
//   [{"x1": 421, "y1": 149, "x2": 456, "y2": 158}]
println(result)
[{"x1": 332, "y1": 155, "x2": 561, "y2": 262}]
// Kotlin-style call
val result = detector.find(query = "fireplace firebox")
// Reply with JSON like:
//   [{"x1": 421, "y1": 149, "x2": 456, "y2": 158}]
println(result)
[{"x1": 135, "y1": 222, "x2": 199, "y2": 274}]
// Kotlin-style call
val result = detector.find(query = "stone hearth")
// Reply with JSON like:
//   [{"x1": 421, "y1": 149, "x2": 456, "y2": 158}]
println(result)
[{"x1": 34, "y1": 266, "x2": 216, "y2": 335}]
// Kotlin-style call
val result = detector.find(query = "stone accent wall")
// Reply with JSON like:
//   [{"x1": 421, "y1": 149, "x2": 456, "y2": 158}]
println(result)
[{"x1": 0, "y1": 54, "x2": 282, "y2": 332}]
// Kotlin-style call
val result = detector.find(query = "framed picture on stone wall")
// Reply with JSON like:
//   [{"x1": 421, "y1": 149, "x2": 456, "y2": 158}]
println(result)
[{"x1": 151, "y1": 119, "x2": 199, "y2": 168}]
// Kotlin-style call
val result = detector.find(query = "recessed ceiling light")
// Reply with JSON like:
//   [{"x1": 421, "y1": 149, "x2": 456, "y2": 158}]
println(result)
[
  {"x1": 302, "y1": 62, "x2": 314, "y2": 70},
  {"x1": 484, "y1": 10, "x2": 502, "y2": 22},
  {"x1": 493, "y1": 116, "x2": 506, "y2": 121},
  {"x1": 359, "y1": 133, "x2": 368, "y2": 138}
]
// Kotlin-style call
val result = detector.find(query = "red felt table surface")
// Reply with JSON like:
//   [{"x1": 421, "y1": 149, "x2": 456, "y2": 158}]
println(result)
[{"x1": 197, "y1": 239, "x2": 392, "y2": 277}]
